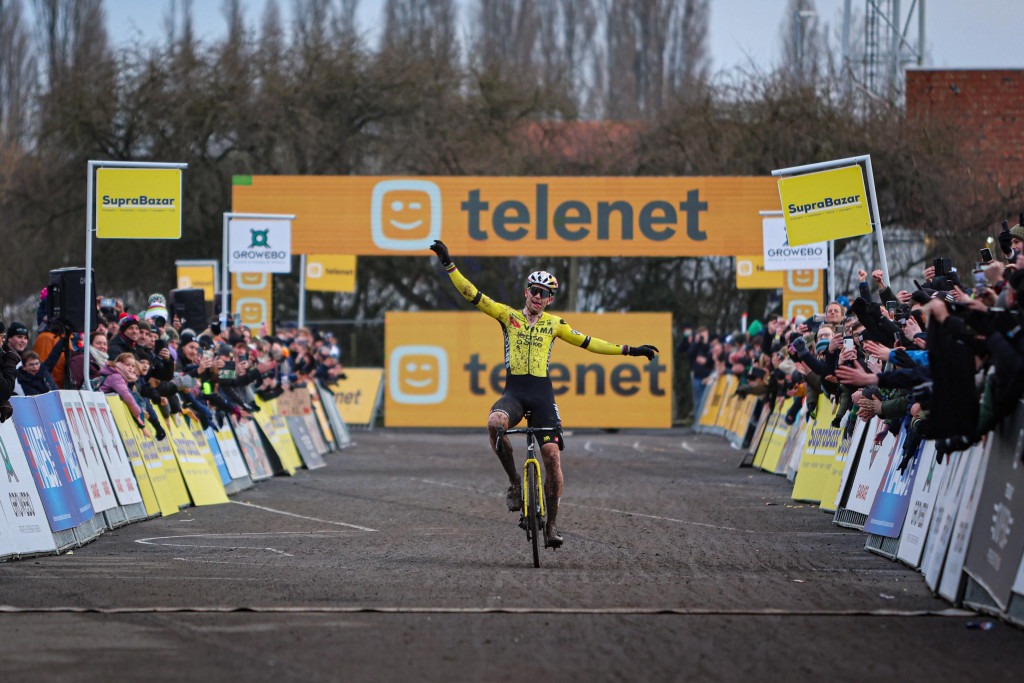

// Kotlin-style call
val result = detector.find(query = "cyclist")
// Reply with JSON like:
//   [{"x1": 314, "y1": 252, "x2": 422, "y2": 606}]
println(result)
[{"x1": 429, "y1": 240, "x2": 659, "y2": 547}]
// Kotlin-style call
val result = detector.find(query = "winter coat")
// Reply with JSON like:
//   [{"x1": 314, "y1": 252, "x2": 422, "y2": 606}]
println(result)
[{"x1": 97, "y1": 365, "x2": 143, "y2": 423}]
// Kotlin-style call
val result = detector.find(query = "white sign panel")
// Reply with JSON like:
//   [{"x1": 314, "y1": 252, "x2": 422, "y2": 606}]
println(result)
[
  {"x1": 57, "y1": 391, "x2": 118, "y2": 513},
  {"x1": 762, "y1": 216, "x2": 828, "y2": 272},
  {"x1": 0, "y1": 421, "x2": 57, "y2": 555},
  {"x1": 80, "y1": 391, "x2": 144, "y2": 506},
  {"x1": 228, "y1": 219, "x2": 292, "y2": 273}
]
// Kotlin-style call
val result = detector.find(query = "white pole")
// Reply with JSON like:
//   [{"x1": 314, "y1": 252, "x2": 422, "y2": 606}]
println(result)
[
  {"x1": 828, "y1": 240, "x2": 836, "y2": 304},
  {"x1": 862, "y1": 156, "x2": 890, "y2": 284},
  {"x1": 221, "y1": 213, "x2": 230, "y2": 329},
  {"x1": 83, "y1": 161, "x2": 96, "y2": 388},
  {"x1": 298, "y1": 254, "x2": 307, "y2": 329}
]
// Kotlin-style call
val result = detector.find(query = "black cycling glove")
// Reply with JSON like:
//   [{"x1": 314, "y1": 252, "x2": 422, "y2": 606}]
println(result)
[
  {"x1": 998, "y1": 220, "x2": 1013, "y2": 256},
  {"x1": 429, "y1": 240, "x2": 452, "y2": 267},
  {"x1": 623, "y1": 344, "x2": 659, "y2": 360}
]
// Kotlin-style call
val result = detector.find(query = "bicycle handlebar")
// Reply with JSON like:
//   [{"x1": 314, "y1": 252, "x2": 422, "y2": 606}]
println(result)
[{"x1": 502, "y1": 426, "x2": 561, "y2": 436}]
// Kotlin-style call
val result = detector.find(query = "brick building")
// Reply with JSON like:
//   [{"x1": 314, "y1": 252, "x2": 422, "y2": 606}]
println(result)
[{"x1": 905, "y1": 68, "x2": 1024, "y2": 189}]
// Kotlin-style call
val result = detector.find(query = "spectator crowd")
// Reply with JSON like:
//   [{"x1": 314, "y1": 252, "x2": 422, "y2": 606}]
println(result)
[
  {"x1": 0, "y1": 291, "x2": 346, "y2": 440},
  {"x1": 680, "y1": 214, "x2": 1024, "y2": 467}
]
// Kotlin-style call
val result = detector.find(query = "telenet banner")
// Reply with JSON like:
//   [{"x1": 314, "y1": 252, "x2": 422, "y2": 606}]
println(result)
[
  {"x1": 777, "y1": 165, "x2": 872, "y2": 246},
  {"x1": 232, "y1": 175, "x2": 780, "y2": 257},
  {"x1": 385, "y1": 311, "x2": 672, "y2": 428},
  {"x1": 306, "y1": 254, "x2": 357, "y2": 292},
  {"x1": 232, "y1": 272, "x2": 273, "y2": 331},
  {"x1": 176, "y1": 265, "x2": 216, "y2": 301},
  {"x1": 96, "y1": 168, "x2": 182, "y2": 239},
  {"x1": 736, "y1": 255, "x2": 784, "y2": 290},
  {"x1": 782, "y1": 270, "x2": 824, "y2": 320}
]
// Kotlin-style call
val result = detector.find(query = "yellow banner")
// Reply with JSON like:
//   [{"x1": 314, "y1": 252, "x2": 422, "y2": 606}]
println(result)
[
  {"x1": 253, "y1": 397, "x2": 304, "y2": 474},
  {"x1": 782, "y1": 269, "x2": 824, "y2": 320},
  {"x1": 306, "y1": 254, "x2": 357, "y2": 292},
  {"x1": 104, "y1": 398, "x2": 160, "y2": 516},
  {"x1": 698, "y1": 375, "x2": 728, "y2": 428},
  {"x1": 96, "y1": 168, "x2": 182, "y2": 239},
  {"x1": 164, "y1": 413, "x2": 228, "y2": 505},
  {"x1": 736, "y1": 255, "x2": 784, "y2": 290},
  {"x1": 791, "y1": 394, "x2": 841, "y2": 503},
  {"x1": 232, "y1": 176, "x2": 780, "y2": 257},
  {"x1": 177, "y1": 265, "x2": 216, "y2": 301},
  {"x1": 759, "y1": 398, "x2": 795, "y2": 473},
  {"x1": 384, "y1": 311, "x2": 672, "y2": 428},
  {"x1": 232, "y1": 272, "x2": 273, "y2": 331},
  {"x1": 777, "y1": 165, "x2": 871, "y2": 246},
  {"x1": 106, "y1": 397, "x2": 178, "y2": 516},
  {"x1": 329, "y1": 368, "x2": 384, "y2": 425}
]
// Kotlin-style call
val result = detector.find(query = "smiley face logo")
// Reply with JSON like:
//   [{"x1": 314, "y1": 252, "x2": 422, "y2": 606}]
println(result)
[
  {"x1": 389, "y1": 345, "x2": 448, "y2": 404},
  {"x1": 235, "y1": 298, "x2": 267, "y2": 325},
  {"x1": 371, "y1": 180, "x2": 442, "y2": 251},
  {"x1": 788, "y1": 270, "x2": 819, "y2": 291}
]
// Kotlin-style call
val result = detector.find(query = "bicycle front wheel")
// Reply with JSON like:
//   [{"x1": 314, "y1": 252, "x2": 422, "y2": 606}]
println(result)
[{"x1": 526, "y1": 461, "x2": 540, "y2": 568}]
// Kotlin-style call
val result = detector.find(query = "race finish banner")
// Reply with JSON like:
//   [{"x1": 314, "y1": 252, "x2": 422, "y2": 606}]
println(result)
[
  {"x1": 306, "y1": 254, "x2": 357, "y2": 292},
  {"x1": 777, "y1": 165, "x2": 871, "y2": 247},
  {"x1": 232, "y1": 176, "x2": 781, "y2": 256},
  {"x1": 385, "y1": 311, "x2": 672, "y2": 428},
  {"x1": 735, "y1": 255, "x2": 784, "y2": 290},
  {"x1": 95, "y1": 168, "x2": 182, "y2": 239}
]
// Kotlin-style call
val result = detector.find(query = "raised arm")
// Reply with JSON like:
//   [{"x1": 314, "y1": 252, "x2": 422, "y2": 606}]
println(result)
[
  {"x1": 430, "y1": 240, "x2": 508, "y2": 320},
  {"x1": 554, "y1": 320, "x2": 659, "y2": 359}
]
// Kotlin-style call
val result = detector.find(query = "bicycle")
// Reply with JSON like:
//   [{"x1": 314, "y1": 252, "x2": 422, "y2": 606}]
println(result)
[{"x1": 497, "y1": 422, "x2": 561, "y2": 568}]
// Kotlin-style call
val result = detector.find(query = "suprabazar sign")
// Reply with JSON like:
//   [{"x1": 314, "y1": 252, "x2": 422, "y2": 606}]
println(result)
[
  {"x1": 777, "y1": 165, "x2": 872, "y2": 247},
  {"x1": 231, "y1": 175, "x2": 780, "y2": 256},
  {"x1": 96, "y1": 168, "x2": 182, "y2": 239},
  {"x1": 384, "y1": 311, "x2": 672, "y2": 428}
]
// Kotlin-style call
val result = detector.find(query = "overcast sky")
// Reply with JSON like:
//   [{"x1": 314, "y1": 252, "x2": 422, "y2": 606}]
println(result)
[{"x1": 103, "y1": 0, "x2": 1024, "y2": 72}]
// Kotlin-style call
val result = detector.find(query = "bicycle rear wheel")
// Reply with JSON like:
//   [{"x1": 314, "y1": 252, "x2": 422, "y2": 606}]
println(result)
[{"x1": 526, "y1": 461, "x2": 540, "y2": 568}]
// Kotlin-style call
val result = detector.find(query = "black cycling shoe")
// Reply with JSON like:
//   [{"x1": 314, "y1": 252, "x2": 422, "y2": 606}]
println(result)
[
  {"x1": 544, "y1": 522, "x2": 563, "y2": 548},
  {"x1": 506, "y1": 483, "x2": 522, "y2": 512}
]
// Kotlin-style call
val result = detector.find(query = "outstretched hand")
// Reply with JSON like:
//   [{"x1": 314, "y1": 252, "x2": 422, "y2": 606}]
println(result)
[
  {"x1": 625, "y1": 344, "x2": 659, "y2": 360},
  {"x1": 429, "y1": 240, "x2": 452, "y2": 267}
]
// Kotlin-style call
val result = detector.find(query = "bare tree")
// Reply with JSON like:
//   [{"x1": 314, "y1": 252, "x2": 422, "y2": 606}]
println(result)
[
  {"x1": 0, "y1": 0, "x2": 36, "y2": 146},
  {"x1": 779, "y1": 0, "x2": 824, "y2": 84}
]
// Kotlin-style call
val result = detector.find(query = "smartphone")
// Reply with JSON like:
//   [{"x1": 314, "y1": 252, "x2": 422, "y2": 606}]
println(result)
[
  {"x1": 843, "y1": 337, "x2": 854, "y2": 352},
  {"x1": 973, "y1": 268, "x2": 987, "y2": 295},
  {"x1": 202, "y1": 349, "x2": 213, "y2": 362},
  {"x1": 100, "y1": 297, "x2": 116, "y2": 308},
  {"x1": 885, "y1": 301, "x2": 897, "y2": 314},
  {"x1": 980, "y1": 248, "x2": 993, "y2": 264},
  {"x1": 835, "y1": 324, "x2": 846, "y2": 337},
  {"x1": 233, "y1": 313, "x2": 242, "y2": 328}
]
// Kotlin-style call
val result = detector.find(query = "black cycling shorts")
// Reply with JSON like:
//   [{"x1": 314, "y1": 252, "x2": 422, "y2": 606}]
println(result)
[{"x1": 490, "y1": 375, "x2": 564, "y2": 449}]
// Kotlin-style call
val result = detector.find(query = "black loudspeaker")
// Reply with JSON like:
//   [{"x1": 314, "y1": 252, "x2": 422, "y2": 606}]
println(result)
[
  {"x1": 48, "y1": 268, "x2": 97, "y2": 333},
  {"x1": 169, "y1": 288, "x2": 207, "y2": 332}
]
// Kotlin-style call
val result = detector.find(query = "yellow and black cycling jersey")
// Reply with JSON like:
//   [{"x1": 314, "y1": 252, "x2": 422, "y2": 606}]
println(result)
[{"x1": 444, "y1": 264, "x2": 626, "y2": 378}]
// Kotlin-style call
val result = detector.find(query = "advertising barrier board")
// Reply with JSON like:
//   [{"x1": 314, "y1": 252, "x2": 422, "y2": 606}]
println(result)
[{"x1": 385, "y1": 311, "x2": 672, "y2": 428}]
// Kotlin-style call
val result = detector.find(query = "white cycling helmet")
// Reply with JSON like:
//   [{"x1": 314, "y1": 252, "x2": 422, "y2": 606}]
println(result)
[{"x1": 526, "y1": 270, "x2": 559, "y2": 294}]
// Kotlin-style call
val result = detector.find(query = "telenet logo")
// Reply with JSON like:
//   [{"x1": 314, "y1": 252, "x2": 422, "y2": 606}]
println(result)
[
  {"x1": 389, "y1": 345, "x2": 448, "y2": 404},
  {"x1": 371, "y1": 180, "x2": 442, "y2": 251}
]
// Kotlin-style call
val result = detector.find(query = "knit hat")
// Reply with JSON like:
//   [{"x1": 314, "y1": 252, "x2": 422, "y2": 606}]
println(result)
[
  {"x1": 145, "y1": 293, "x2": 169, "y2": 324},
  {"x1": 815, "y1": 339, "x2": 831, "y2": 354},
  {"x1": 7, "y1": 321, "x2": 28, "y2": 338},
  {"x1": 119, "y1": 314, "x2": 140, "y2": 331},
  {"x1": 136, "y1": 320, "x2": 151, "y2": 333},
  {"x1": 1011, "y1": 223, "x2": 1024, "y2": 242},
  {"x1": 746, "y1": 320, "x2": 763, "y2": 337},
  {"x1": 179, "y1": 330, "x2": 196, "y2": 347},
  {"x1": 778, "y1": 359, "x2": 796, "y2": 375}
]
